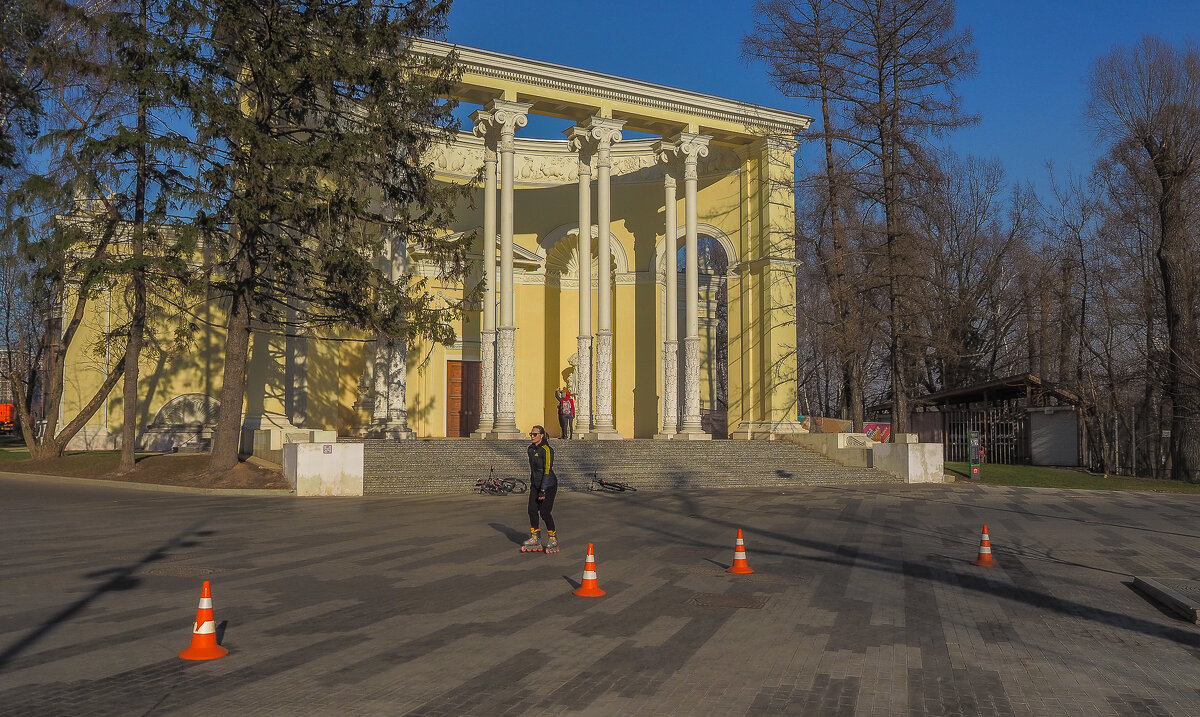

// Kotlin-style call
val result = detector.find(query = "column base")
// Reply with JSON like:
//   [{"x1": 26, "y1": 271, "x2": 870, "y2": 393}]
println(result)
[
  {"x1": 367, "y1": 423, "x2": 416, "y2": 440},
  {"x1": 653, "y1": 431, "x2": 678, "y2": 440},
  {"x1": 470, "y1": 427, "x2": 494, "y2": 439},
  {"x1": 480, "y1": 428, "x2": 525, "y2": 440},
  {"x1": 675, "y1": 429, "x2": 712, "y2": 441},
  {"x1": 731, "y1": 420, "x2": 811, "y2": 440},
  {"x1": 582, "y1": 428, "x2": 624, "y2": 440}
]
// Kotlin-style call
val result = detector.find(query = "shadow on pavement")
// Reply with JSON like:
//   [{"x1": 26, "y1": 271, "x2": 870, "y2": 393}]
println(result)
[
  {"x1": 625, "y1": 489, "x2": 1200, "y2": 653},
  {"x1": 0, "y1": 520, "x2": 213, "y2": 670},
  {"x1": 489, "y1": 522, "x2": 527, "y2": 545}
]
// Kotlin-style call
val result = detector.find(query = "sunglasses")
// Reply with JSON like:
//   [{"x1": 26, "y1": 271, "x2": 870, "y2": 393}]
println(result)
[{"x1": 529, "y1": 431, "x2": 542, "y2": 436}]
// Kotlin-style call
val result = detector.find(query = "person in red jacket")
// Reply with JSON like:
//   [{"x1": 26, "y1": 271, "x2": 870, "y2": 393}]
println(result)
[{"x1": 555, "y1": 387, "x2": 575, "y2": 439}]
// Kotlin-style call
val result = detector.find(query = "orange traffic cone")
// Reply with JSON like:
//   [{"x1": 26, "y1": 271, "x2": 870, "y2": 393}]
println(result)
[
  {"x1": 972, "y1": 525, "x2": 997, "y2": 567},
  {"x1": 727, "y1": 528, "x2": 755, "y2": 574},
  {"x1": 179, "y1": 581, "x2": 229, "y2": 660},
  {"x1": 573, "y1": 543, "x2": 606, "y2": 597}
]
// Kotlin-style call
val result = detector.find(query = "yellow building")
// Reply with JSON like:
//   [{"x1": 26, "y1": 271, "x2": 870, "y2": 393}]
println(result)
[{"x1": 62, "y1": 41, "x2": 812, "y2": 449}]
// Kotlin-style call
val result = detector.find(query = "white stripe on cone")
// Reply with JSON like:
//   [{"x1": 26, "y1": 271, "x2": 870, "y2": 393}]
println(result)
[
  {"x1": 978, "y1": 547, "x2": 991, "y2": 554},
  {"x1": 734, "y1": 551, "x2": 746, "y2": 559},
  {"x1": 194, "y1": 620, "x2": 216, "y2": 635},
  {"x1": 198, "y1": 598, "x2": 212, "y2": 609},
  {"x1": 582, "y1": 570, "x2": 597, "y2": 579}
]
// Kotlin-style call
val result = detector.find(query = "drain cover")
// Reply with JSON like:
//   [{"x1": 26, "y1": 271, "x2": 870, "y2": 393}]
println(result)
[
  {"x1": 144, "y1": 566, "x2": 221, "y2": 577},
  {"x1": 686, "y1": 592, "x2": 769, "y2": 609}
]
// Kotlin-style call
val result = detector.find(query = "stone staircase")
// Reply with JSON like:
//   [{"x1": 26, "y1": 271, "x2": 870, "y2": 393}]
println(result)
[{"x1": 354, "y1": 438, "x2": 901, "y2": 495}]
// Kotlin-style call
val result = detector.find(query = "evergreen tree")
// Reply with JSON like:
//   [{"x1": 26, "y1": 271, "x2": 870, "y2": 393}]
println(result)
[
  {"x1": 169, "y1": 0, "x2": 466, "y2": 472},
  {"x1": 0, "y1": 0, "x2": 51, "y2": 172}
]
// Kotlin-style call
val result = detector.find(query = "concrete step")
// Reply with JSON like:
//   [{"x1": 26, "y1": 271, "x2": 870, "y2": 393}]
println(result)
[{"x1": 350, "y1": 438, "x2": 900, "y2": 495}]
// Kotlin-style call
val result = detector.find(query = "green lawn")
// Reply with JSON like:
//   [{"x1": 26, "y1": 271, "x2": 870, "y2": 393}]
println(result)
[
  {"x1": 0, "y1": 448, "x2": 30, "y2": 463},
  {"x1": 945, "y1": 461, "x2": 1200, "y2": 493}
]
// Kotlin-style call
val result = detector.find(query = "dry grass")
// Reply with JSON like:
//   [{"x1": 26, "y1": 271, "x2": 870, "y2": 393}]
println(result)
[{"x1": 0, "y1": 450, "x2": 286, "y2": 490}]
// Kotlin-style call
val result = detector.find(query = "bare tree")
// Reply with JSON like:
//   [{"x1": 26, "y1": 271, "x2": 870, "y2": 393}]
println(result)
[
  {"x1": 842, "y1": 0, "x2": 977, "y2": 433},
  {"x1": 745, "y1": 0, "x2": 976, "y2": 433},
  {"x1": 746, "y1": 0, "x2": 870, "y2": 428},
  {"x1": 909, "y1": 152, "x2": 1032, "y2": 391},
  {"x1": 1089, "y1": 36, "x2": 1200, "y2": 480}
]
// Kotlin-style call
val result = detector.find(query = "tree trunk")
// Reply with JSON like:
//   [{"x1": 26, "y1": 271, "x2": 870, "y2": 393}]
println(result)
[
  {"x1": 208, "y1": 247, "x2": 254, "y2": 474},
  {"x1": 119, "y1": 5, "x2": 149, "y2": 474},
  {"x1": 1158, "y1": 177, "x2": 1200, "y2": 481}
]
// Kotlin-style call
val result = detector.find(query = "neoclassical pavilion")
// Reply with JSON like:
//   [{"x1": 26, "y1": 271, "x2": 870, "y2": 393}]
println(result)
[
  {"x1": 367, "y1": 40, "x2": 812, "y2": 441},
  {"x1": 61, "y1": 41, "x2": 812, "y2": 449}
]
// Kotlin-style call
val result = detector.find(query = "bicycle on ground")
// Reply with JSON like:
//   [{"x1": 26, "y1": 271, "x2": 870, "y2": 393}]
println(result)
[
  {"x1": 588, "y1": 473, "x2": 637, "y2": 492},
  {"x1": 476, "y1": 467, "x2": 527, "y2": 495}
]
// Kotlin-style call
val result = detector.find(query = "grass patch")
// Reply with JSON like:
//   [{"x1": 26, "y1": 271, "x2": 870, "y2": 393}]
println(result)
[
  {"x1": 0, "y1": 450, "x2": 286, "y2": 489},
  {"x1": 0, "y1": 448, "x2": 30, "y2": 463},
  {"x1": 945, "y1": 462, "x2": 1200, "y2": 494}
]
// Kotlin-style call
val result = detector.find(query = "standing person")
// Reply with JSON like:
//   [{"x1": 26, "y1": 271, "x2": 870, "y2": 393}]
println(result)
[
  {"x1": 521, "y1": 425, "x2": 559, "y2": 553},
  {"x1": 556, "y1": 387, "x2": 575, "y2": 439}
]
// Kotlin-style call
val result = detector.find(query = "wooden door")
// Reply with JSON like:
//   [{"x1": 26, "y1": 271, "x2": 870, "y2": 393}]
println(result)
[{"x1": 446, "y1": 360, "x2": 481, "y2": 437}]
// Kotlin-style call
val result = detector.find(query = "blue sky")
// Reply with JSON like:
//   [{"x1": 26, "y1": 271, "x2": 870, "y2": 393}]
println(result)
[{"x1": 444, "y1": 0, "x2": 1200, "y2": 194}]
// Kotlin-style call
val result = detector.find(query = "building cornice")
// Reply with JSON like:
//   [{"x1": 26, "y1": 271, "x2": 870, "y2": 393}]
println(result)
[{"x1": 411, "y1": 38, "x2": 812, "y2": 139}]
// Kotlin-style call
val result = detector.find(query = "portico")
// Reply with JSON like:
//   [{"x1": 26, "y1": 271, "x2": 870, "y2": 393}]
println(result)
[{"x1": 401, "y1": 40, "x2": 812, "y2": 440}]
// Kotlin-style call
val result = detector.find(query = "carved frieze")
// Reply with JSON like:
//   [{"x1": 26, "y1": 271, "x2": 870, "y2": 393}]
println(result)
[
  {"x1": 428, "y1": 135, "x2": 744, "y2": 186},
  {"x1": 683, "y1": 335, "x2": 702, "y2": 425},
  {"x1": 662, "y1": 340, "x2": 679, "y2": 433},
  {"x1": 593, "y1": 330, "x2": 614, "y2": 428}
]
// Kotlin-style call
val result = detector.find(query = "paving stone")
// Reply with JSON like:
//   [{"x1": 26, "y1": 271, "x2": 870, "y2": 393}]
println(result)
[{"x1": 2, "y1": 477, "x2": 1200, "y2": 715}]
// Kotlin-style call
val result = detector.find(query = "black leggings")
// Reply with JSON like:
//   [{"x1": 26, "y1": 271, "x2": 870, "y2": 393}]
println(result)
[{"x1": 528, "y1": 485, "x2": 557, "y2": 531}]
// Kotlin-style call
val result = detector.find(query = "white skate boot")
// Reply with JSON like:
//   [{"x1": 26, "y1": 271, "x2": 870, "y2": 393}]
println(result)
[{"x1": 520, "y1": 532, "x2": 543, "y2": 553}]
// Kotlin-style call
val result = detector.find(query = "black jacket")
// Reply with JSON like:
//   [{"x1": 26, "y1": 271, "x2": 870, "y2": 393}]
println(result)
[{"x1": 527, "y1": 440, "x2": 558, "y2": 492}]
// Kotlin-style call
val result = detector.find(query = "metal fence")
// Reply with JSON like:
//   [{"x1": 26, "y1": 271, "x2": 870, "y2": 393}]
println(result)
[{"x1": 913, "y1": 408, "x2": 1030, "y2": 465}]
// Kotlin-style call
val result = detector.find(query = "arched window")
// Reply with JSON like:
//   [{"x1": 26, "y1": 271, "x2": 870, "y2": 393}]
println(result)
[
  {"x1": 675, "y1": 236, "x2": 729, "y2": 275},
  {"x1": 674, "y1": 236, "x2": 729, "y2": 437}
]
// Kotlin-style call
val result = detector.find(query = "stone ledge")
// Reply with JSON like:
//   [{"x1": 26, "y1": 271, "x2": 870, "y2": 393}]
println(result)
[{"x1": 1132, "y1": 576, "x2": 1200, "y2": 624}]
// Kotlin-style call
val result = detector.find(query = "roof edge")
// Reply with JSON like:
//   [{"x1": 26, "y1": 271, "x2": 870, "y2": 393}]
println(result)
[{"x1": 412, "y1": 38, "x2": 812, "y2": 137}]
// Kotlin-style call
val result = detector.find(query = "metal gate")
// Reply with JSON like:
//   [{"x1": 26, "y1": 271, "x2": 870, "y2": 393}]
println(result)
[{"x1": 940, "y1": 409, "x2": 1030, "y2": 464}]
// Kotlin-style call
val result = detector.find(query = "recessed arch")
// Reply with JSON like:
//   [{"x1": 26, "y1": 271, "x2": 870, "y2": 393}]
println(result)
[
  {"x1": 539, "y1": 222, "x2": 630, "y2": 281},
  {"x1": 650, "y1": 223, "x2": 738, "y2": 279}
]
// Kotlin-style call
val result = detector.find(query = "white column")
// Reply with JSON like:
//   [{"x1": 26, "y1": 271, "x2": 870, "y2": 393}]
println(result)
[
  {"x1": 566, "y1": 125, "x2": 594, "y2": 435},
  {"x1": 677, "y1": 132, "x2": 711, "y2": 439},
  {"x1": 654, "y1": 139, "x2": 679, "y2": 438},
  {"x1": 579, "y1": 116, "x2": 624, "y2": 439},
  {"x1": 284, "y1": 302, "x2": 307, "y2": 427},
  {"x1": 471, "y1": 110, "x2": 497, "y2": 438},
  {"x1": 490, "y1": 99, "x2": 530, "y2": 439},
  {"x1": 368, "y1": 233, "x2": 415, "y2": 440},
  {"x1": 371, "y1": 333, "x2": 388, "y2": 424},
  {"x1": 384, "y1": 234, "x2": 415, "y2": 438}
]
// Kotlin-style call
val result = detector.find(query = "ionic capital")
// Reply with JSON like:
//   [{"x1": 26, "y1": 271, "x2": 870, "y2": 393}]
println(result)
[
  {"x1": 470, "y1": 109, "x2": 496, "y2": 139},
  {"x1": 653, "y1": 139, "x2": 680, "y2": 188},
  {"x1": 580, "y1": 116, "x2": 625, "y2": 168},
  {"x1": 671, "y1": 132, "x2": 711, "y2": 180},
  {"x1": 564, "y1": 126, "x2": 595, "y2": 175},
  {"x1": 486, "y1": 99, "x2": 531, "y2": 151}
]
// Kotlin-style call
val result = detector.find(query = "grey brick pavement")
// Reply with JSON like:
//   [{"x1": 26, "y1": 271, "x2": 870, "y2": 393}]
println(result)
[{"x1": 1, "y1": 473, "x2": 1199, "y2": 715}]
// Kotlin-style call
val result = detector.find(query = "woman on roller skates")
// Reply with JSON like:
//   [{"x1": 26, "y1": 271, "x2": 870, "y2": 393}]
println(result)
[{"x1": 522, "y1": 425, "x2": 559, "y2": 553}]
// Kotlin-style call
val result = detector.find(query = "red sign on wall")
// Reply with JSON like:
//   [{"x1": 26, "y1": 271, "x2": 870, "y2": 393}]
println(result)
[{"x1": 864, "y1": 423, "x2": 892, "y2": 443}]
